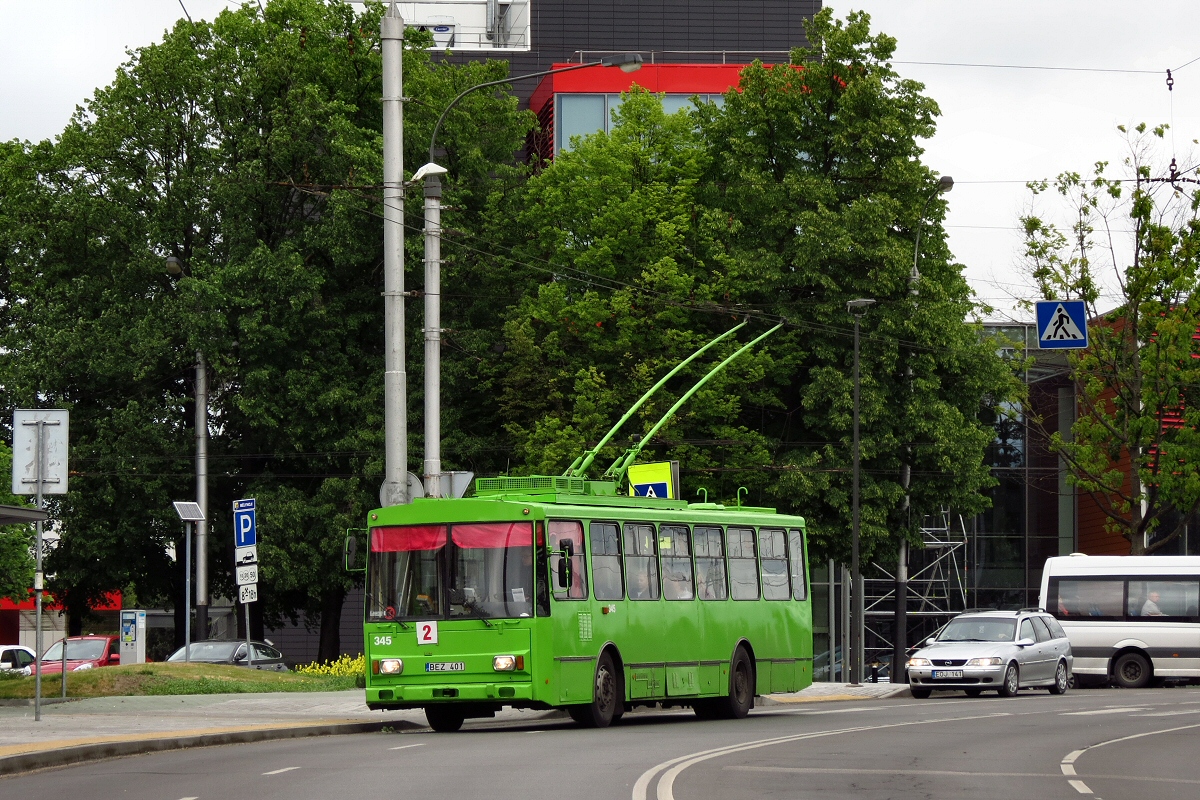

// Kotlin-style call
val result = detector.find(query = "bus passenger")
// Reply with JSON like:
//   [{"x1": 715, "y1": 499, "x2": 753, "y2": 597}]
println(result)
[
  {"x1": 1142, "y1": 590, "x2": 1165, "y2": 616},
  {"x1": 630, "y1": 568, "x2": 652, "y2": 600}
]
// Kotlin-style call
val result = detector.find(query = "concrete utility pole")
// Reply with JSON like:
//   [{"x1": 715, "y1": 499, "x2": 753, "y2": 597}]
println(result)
[
  {"x1": 847, "y1": 298, "x2": 875, "y2": 685},
  {"x1": 381, "y1": 2, "x2": 409, "y2": 507},
  {"x1": 195, "y1": 350, "x2": 208, "y2": 638}
]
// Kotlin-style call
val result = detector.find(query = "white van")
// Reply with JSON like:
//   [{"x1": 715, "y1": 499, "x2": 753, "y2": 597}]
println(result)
[{"x1": 1039, "y1": 554, "x2": 1200, "y2": 687}]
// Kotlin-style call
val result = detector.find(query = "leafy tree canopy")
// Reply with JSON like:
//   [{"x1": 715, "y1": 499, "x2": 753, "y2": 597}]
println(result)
[{"x1": 1022, "y1": 123, "x2": 1200, "y2": 553}]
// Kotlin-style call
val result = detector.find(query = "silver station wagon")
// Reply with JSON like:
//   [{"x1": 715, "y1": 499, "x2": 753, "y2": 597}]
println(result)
[{"x1": 907, "y1": 610, "x2": 1073, "y2": 698}]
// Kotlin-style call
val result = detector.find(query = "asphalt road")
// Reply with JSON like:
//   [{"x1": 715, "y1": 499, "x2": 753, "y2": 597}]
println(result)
[{"x1": 5, "y1": 687, "x2": 1200, "y2": 799}]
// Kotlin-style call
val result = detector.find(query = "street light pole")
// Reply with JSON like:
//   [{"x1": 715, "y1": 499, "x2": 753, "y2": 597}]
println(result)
[
  {"x1": 894, "y1": 175, "x2": 953, "y2": 683},
  {"x1": 194, "y1": 350, "x2": 208, "y2": 640},
  {"x1": 380, "y1": 3, "x2": 408, "y2": 507},
  {"x1": 847, "y1": 298, "x2": 875, "y2": 686},
  {"x1": 415, "y1": 53, "x2": 642, "y2": 497}
]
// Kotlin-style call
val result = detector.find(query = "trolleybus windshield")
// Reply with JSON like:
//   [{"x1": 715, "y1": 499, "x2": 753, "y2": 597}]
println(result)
[{"x1": 368, "y1": 522, "x2": 535, "y2": 621}]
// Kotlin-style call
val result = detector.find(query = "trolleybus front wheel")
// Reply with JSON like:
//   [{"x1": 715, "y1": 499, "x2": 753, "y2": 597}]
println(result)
[
  {"x1": 425, "y1": 705, "x2": 466, "y2": 732},
  {"x1": 568, "y1": 651, "x2": 620, "y2": 728}
]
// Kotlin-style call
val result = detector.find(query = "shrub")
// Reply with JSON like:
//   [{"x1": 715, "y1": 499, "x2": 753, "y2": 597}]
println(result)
[{"x1": 295, "y1": 653, "x2": 365, "y2": 678}]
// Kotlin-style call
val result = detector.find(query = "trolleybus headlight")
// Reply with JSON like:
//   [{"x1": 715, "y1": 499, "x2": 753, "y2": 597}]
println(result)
[
  {"x1": 493, "y1": 655, "x2": 517, "y2": 672},
  {"x1": 966, "y1": 657, "x2": 1002, "y2": 667},
  {"x1": 377, "y1": 658, "x2": 403, "y2": 675},
  {"x1": 907, "y1": 657, "x2": 931, "y2": 668}
]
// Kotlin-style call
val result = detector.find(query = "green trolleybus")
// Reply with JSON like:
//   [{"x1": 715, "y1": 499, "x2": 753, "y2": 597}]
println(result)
[
  {"x1": 353, "y1": 480, "x2": 812, "y2": 731},
  {"x1": 349, "y1": 323, "x2": 812, "y2": 731}
]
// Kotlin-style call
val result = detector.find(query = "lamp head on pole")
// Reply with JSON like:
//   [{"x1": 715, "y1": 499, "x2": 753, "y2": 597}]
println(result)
[
  {"x1": 936, "y1": 175, "x2": 954, "y2": 194},
  {"x1": 165, "y1": 256, "x2": 184, "y2": 276},
  {"x1": 412, "y1": 162, "x2": 448, "y2": 183},
  {"x1": 847, "y1": 298, "x2": 876, "y2": 317},
  {"x1": 600, "y1": 53, "x2": 643, "y2": 73}
]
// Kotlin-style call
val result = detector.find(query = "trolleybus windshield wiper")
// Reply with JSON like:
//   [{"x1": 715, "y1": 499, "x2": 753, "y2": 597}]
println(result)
[{"x1": 456, "y1": 601, "x2": 493, "y2": 627}]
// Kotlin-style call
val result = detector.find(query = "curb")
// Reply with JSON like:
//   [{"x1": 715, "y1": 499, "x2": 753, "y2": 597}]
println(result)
[
  {"x1": 0, "y1": 719, "x2": 422, "y2": 777},
  {"x1": 0, "y1": 698, "x2": 79, "y2": 708}
]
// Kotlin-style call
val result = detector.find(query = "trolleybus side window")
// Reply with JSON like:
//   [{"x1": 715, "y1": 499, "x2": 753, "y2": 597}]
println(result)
[
  {"x1": 788, "y1": 528, "x2": 808, "y2": 600},
  {"x1": 624, "y1": 523, "x2": 661, "y2": 601},
  {"x1": 693, "y1": 526, "x2": 728, "y2": 600},
  {"x1": 590, "y1": 522, "x2": 624, "y2": 601},
  {"x1": 727, "y1": 527, "x2": 760, "y2": 600},
  {"x1": 548, "y1": 520, "x2": 588, "y2": 600},
  {"x1": 660, "y1": 525, "x2": 694, "y2": 601},
  {"x1": 758, "y1": 527, "x2": 790, "y2": 600}
]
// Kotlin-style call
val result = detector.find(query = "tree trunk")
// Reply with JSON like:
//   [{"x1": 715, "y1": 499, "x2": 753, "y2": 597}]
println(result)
[
  {"x1": 67, "y1": 603, "x2": 84, "y2": 636},
  {"x1": 317, "y1": 586, "x2": 346, "y2": 663}
]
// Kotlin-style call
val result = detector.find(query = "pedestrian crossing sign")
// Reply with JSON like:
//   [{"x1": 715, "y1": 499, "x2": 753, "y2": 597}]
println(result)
[
  {"x1": 1036, "y1": 300, "x2": 1089, "y2": 349},
  {"x1": 628, "y1": 461, "x2": 677, "y2": 499}
]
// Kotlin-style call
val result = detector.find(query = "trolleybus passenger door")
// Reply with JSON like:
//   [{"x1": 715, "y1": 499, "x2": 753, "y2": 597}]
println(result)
[
  {"x1": 623, "y1": 522, "x2": 665, "y2": 699},
  {"x1": 547, "y1": 520, "x2": 595, "y2": 705},
  {"x1": 660, "y1": 524, "x2": 700, "y2": 697}
]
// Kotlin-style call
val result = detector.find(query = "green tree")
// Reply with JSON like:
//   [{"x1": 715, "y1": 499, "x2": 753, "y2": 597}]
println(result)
[
  {"x1": 1022, "y1": 124, "x2": 1200, "y2": 554},
  {"x1": 0, "y1": 442, "x2": 36, "y2": 602},
  {"x1": 0, "y1": 0, "x2": 532, "y2": 656},
  {"x1": 489, "y1": 9, "x2": 1014, "y2": 568}
]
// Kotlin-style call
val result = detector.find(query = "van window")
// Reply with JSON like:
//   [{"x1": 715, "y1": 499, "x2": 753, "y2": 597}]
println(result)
[
  {"x1": 1053, "y1": 579, "x2": 1124, "y2": 618},
  {"x1": 1128, "y1": 580, "x2": 1200, "y2": 617}
]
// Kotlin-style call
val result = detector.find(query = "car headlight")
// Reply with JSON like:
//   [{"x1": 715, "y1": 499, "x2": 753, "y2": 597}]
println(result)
[
  {"x1": 907, "y1": 657, "x2": 931, "y2": 667},
  {"x1": 375, "y1": 658, "x2": 403, "y2": 675},
  {"x1": 966, "y1": 657, "x2": 1003, "y2": 667},
  {"x1": 72, "y1": 663, "x2": 94, "y2": 671},
  {"x1": 493, "y1": 655, "x2": 517, "y2": 672}
]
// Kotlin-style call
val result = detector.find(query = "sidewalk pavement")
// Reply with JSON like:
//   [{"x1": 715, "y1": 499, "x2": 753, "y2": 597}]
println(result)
[{"x1": 0, "y1": 681, "x2": 908, "y2": 776}]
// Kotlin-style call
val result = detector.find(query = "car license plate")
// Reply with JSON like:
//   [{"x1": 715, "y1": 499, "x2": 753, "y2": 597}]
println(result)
[
  {"x1": 932, "y1": 670, "x2": 964, "y2": 679},
  {"x1": 425, "y1": 662, "x2": 465, "y2": 672}
]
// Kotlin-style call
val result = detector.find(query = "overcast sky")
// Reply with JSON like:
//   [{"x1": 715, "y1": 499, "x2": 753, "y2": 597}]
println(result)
[{"x1": 1, "y1": 1, "x2": 1196, "y2": 322}]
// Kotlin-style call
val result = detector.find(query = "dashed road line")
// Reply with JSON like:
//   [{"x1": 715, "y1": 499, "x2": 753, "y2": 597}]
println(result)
[
  {"x1": 388, "y1": 743, "x2": 426, "y2": 751},
  {"x1": 262, "y1": 766, "x2": 300, "y2": 775},
  {"x1": 1068, "y1": 778, "x2": 1092, "y2": 793}
]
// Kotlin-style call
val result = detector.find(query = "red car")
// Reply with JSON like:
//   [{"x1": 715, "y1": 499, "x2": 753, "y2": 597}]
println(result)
[{"x1": 36, "y1": 635, "x2": 121, "y2": 675}]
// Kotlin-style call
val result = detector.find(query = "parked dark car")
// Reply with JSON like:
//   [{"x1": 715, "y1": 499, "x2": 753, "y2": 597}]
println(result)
[
  {"x1": 37, "y1": 635, "x2": 121, "y2": 675},
  {"x1": 166, "y1": 640, "x2": 288, "y2": 671}
]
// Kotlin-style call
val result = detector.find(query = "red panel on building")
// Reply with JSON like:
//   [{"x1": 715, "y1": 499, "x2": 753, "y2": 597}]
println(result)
[{"x1": 529, "y1": 62, "x2": 749, "y2": 116}]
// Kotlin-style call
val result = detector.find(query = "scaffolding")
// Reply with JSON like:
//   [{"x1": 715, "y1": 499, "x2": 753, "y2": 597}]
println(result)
[{"x1": 861, "y1": 509, "x2": 968, "y2": 678}]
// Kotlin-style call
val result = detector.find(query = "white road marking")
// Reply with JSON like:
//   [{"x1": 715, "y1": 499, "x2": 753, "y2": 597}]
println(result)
[
  {"x1": 1131, "y1": 709, "x2": 1200, "y2": 717},
  {"x1": 1062, "y1": 749, "x2": 1086, "y2": 764},
  {"x1": 727, "y1": 766, "x2": 1056, "y2": 779},
  {"x1": 1058, "y1": 720, "x2": 1200, "y2": 797},
  {"x1": 1062, "y1": 707, "x2": 1149, "y2": 716},
  {"x1": 388, "y1": 743, "x2": 427, "y2": 751},
  {"x1": 632, "y1": 712, "x2": 1010, "y2": 800},
  {"x1": 178, "y1": 797, "x2": 199, "y2": 800},
  {"x1": 1061, "y1": 763, "x2": 1077, "y2": 776},
  {"x1": 1068, "y1": 779, "x2": 1092, "y2": 793},
  {"x1": 262, "y1": 767, "x2": 300, "y2": 775}
]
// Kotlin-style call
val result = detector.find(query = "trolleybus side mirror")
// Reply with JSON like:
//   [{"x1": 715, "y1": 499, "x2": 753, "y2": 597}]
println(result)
[{"x1": 344, "y1": 529, "x2": 368, "y2": 572}]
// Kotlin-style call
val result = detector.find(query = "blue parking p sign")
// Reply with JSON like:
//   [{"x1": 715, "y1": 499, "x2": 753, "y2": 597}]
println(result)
[
  {"x1": 233, "y1": 498, "x2": 257, "y2": 548},
  {"x1": 1036, "y1": 300, "x2": 1089, "y2": 349}
]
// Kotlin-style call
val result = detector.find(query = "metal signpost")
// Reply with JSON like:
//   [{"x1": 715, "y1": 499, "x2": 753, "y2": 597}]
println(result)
[
  {"x1": 233, "y1": 499, "x2": 257, "y2": 667},
  {"x1": 1036, "y1": 300, "x2": 1089, "y2": 349},
  {"x1": 172, "y1": 502, "x2": 205, "y2": 662},
  {"x1": 12, "y1": 409, "x2": 69, "y2": 723}
]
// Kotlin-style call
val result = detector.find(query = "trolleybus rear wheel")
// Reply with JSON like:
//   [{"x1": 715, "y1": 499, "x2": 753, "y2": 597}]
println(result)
[
  {"x1": 718, "y1": 647, "x2": 754, "y2": 719},
  {"x1": 569, "y1": 651, "x2": 620, "y2": 728},
  {"x1": 425, "y1": 705, "x2": 465, "y2": 732}
]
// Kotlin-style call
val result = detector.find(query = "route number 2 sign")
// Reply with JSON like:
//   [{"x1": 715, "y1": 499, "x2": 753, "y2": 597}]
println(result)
[{"x1": 417, "y1": 620, "x2": 438, "y2": 645}]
